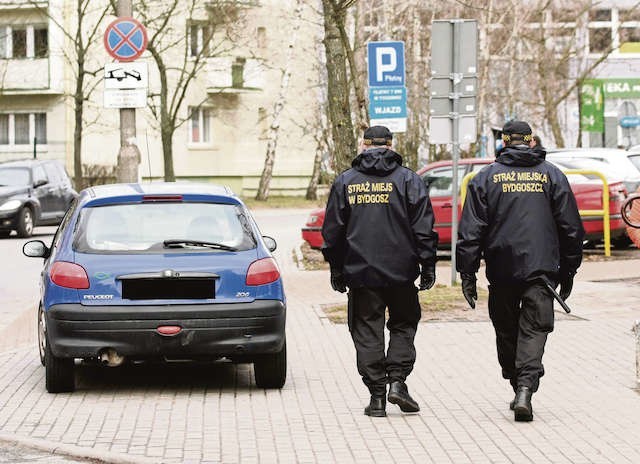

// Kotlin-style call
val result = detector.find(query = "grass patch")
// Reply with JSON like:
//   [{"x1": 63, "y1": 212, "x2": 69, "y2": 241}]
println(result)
[
  {"x1": 241, "y1": 195, "x2": 327, "y2": 209},
  {"x1": 321, "y1": 284, "x2": 489, "y2": 324},
  {"x1": 298, "y1": 242, "x2": 329, "y2": 270}
]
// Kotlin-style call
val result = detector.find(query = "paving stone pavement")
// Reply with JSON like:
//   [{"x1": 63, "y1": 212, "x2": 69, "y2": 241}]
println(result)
[{"x1": 1, "y1": 211, "x2": 640, "y2": 463}]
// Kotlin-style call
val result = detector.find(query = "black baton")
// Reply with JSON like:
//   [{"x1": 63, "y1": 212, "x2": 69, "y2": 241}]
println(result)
[{"x1": 539, "y1": 276, "x2": 572, "y2": 314}]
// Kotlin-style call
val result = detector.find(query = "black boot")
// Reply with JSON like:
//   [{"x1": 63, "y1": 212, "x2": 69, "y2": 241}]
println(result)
[
  {"x1": 364, "y1": 395, "x2": 386, "y2": 417},
  {"x1": 388, "y1": 381, "x2": 420, "y2": 413},
  {"x1": 513, "y1": 386, "x2": 533, "y2": 422}
]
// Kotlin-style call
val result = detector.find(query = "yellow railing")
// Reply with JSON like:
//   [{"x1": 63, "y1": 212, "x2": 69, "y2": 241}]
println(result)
[{"x1": 459, "y1": 169, "x2": 611, "y2": 256}]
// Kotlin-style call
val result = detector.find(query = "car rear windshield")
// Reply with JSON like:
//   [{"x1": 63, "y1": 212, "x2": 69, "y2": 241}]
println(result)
[
  {"x1": 0, "y1": 167, "x2": 30, "y2": 186},
  {"x1": 629, "y1": 155, "x2": 640, "y2": 171},
  {"x1": 73, "y1": 202, "x2": 256, "y2": 253}
]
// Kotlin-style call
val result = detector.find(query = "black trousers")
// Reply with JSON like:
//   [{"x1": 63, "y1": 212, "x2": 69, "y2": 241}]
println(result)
[
  {"x1": 488, "y1": 281, "x2": 555, "y2": 393},
  {"x1": 348, "y1": 285, "x2": 421, "y2": 396}
]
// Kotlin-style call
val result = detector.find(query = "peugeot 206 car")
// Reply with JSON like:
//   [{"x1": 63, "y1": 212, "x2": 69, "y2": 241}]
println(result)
[{"x1": 23, "y1": 183, "x2": 286, "y2": 393}]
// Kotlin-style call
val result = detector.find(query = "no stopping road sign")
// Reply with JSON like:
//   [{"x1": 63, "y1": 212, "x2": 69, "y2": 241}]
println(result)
[{"x1": 104, "y1": 17, "x2": 148, "y2": 62}]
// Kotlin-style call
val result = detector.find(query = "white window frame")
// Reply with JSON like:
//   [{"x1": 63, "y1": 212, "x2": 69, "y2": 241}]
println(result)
[
  {"x1": 0, "y1": 112, "x2": 48, "y2": 152},
  {"x1": 0, "y1": 24, "x2": 48, "y2": 59},
  {"x1": 188, "y1": 107, "x2": 212, "y2": 146}
]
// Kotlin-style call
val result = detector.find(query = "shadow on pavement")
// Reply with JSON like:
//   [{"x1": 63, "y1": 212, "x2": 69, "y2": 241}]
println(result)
[{"x1": 74, "y1": 360, "x2": 257, "y2": 391}]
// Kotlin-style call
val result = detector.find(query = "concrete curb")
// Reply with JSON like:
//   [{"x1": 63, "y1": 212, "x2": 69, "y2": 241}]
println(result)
[{"x1": 0, "y1": 432, "x2": 161, "y2": 464}]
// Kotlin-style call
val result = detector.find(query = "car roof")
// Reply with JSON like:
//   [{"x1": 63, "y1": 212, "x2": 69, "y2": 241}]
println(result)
[
  {"x1": 417, "y1": 158, "x2": 492, "y2": 174},
  {"x1": 0, "y1": 159, "x2": 59, "y2": 168},
  {"x1": 547, "y1": 148, "x2": 631, "y2": 158},
  {"x1": 78, "y1": 182, "x2": 238, "y2": 207}
]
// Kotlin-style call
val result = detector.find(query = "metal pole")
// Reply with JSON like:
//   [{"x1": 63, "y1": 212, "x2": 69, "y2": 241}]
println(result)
[
  {"x1": 115, "y1": 0, "x2": 141, "y2": 183},
  {"x1": 33, "y1": 137, "x2": 37, "y2": 159},
  {"x1": 450, "y1": 21, "x2": 461, "y2": 286}
]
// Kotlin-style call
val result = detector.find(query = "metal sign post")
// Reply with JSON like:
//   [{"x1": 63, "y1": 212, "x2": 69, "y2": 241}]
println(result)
[
  {"x1": 429, "y1": 19, "x2": 478, "y2": 285},
  {"x1": 104, "y1": 0, "x2": 148, "y2": 184}
]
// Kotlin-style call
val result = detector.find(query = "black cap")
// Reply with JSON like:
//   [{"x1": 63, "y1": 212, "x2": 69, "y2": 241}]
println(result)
[
  {"x1": 502, "y1": 120, "x2": 532, "y2": 136},
  {"x1": 363, "y1": 125, "x2": 393, "y2": 146}
]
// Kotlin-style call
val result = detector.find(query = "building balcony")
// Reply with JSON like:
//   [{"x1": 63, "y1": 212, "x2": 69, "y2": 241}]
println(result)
[
  {"x1": 206, "y1": 57, "x2": 265, "y2": 93},
  {"x1": 0, "y1": 58, "x2": 63, "y2": 95}
]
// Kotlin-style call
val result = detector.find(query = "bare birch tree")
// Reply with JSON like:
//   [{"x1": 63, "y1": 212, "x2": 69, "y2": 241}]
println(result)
[{"x1": 255, "y1": 0, "x2": 304, "y2": 201}]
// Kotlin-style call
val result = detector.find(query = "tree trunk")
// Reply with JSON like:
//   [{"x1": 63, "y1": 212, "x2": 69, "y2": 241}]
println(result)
[
  {"x1": 322, "y1": 0, "x2": 356, "y2": 174},
  {"x1": 255, "y1": 0, "x2": 303, "y2": 201},
  {"x1": 73, "y1": 66, "x2": 84, "y2": 189},
  {"x1": 306, "y1": 125, "x2": 326, "y2": 200},
  {"x1": 161, "y1": 121, "x2": 175, "y2": 182}
]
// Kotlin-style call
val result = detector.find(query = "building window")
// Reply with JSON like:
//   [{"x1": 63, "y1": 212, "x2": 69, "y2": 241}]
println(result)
[
  {"x1": 14, "y1": 114, "x2": 29, "y2": 144},
  {"x1": 589, "y1": 28, "x2": 612, "y2": 53},
  {"x1": 189, "y1": 107, "x2": 211, "y2": 144},
  {"x1": 0, "y1": 115, "x2": 8, "y2": 145},
  {"x1": 189, "y1": 23, "x2": 212, "y2": 57},
  {"x1": 12, "y1": 28, "x2": 27, "y2": 58},
  {"x1": 35, "y1": 113, "x2": 47, "y2": 143},
  {"x1": 0, "y1": 113, "x2": 47, "y2": 146},
  {"x1": 34, "y1": 27, "x2": 48, "y2": 58},
  {"x1": 231, "y1": 57, "x2": 245, "y2": 88},
  {"x1": 256, "y1": 27, "x2": 266, "y2": 49},
  {"x1": 0, "y1": 25, "x2": 48, "y2": 59}
]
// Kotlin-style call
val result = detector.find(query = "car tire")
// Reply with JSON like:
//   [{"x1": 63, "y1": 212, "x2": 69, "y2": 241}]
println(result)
[
  {"x1": 612, "y1": 235, "x2": 632, "y2": 249},
  {"x1": 37, "y1": 306, "x2": 46, "y2": 366},
  {"x1": 0, "y1": 231, "x2": 10, "y2": 238},
  {"x1": 44, "y1": 332, "x2": 74, "y2": 393},
  {"x1": 16, "y1": 207, "x2": 34, "y2": 238},
  {"x1": 254, "y1": 340, "x2": 287, "y2": 389}
]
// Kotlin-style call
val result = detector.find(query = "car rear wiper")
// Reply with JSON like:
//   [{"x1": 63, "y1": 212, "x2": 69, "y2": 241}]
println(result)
[{"x1": 163, "y1": 239, "x2": 237, "y2": 251}]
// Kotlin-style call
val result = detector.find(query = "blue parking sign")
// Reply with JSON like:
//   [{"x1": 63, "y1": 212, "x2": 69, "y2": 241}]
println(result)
[{"x1": 367, "y1": 41, "x2": 405, "y2": 87}]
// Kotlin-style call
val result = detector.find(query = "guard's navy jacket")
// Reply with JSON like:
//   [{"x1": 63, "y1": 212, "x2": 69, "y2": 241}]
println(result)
[
  {"x1": 322, "y1": 147, "x2": 438, "y2": 288},
  {"x1": 457, "y1": 145, "x2": 584, "y2": 284}
]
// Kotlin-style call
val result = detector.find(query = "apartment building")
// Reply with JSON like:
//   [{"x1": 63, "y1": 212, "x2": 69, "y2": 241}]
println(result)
[{"x1": 0, "y1": 0, "x2": 322, "y2": 195}]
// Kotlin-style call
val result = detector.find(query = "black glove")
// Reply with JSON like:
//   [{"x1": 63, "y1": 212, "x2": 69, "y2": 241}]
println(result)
[
  {"x1": 558, "y1": 273, "x2": 574, "y2": 301},
  {"x1": 460, "y1": 273, "x2": 477, "y2": 309},
  {"x1": 419, "y1": 264, "x2": 436, "y2": 291},
  {"x1": 330, "y1": 268, "x2": 347, "y2": 293}
]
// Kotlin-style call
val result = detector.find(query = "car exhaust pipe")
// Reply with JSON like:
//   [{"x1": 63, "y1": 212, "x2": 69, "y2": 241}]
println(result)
[{"x1": 98, "y1": 348, "x2": 125, "y2": 367}]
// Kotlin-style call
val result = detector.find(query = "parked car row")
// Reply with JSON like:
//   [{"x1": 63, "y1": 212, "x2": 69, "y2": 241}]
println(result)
[
  {"x1": 303, "y1": 154, "x2": 634, "y2": 250},
  {"x1": 0, "y1": 159, "x2": 77, "y2": 238}
]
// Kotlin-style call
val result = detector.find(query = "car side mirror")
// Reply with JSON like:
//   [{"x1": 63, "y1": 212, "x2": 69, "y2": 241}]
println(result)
[
  {"x1": 23, "y1": 240, "x2": 50, "y2": 259},
  {"x1": 33, "y1": 179, "x2": 48, "y2": 188},
  {"x1": 262, "y1": 236, "x2": 277, "y2": 252}
]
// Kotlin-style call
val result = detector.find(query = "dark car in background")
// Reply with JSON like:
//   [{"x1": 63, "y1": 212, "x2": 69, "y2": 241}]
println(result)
[{"x1": 0, "y1": 159, "x2": 77, "y2": 237}]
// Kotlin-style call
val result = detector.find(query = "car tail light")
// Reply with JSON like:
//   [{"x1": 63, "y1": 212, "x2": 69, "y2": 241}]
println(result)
[
  {"x1": 246, "y1": 258, "x2": 280, "y2": 286},
  {"x1": 50, "y1": 261, "x2": 90, "y2": 289},
  {"x1": 609, "y1": 185, "x2": 627, "y2": 203}
]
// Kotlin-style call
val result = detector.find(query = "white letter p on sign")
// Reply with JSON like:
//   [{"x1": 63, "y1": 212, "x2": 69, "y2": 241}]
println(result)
[{"x1": 375, "y1": 47, "x2": 396, "y2": 83}]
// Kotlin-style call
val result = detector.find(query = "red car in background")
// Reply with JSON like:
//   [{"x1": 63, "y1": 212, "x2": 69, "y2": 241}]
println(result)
[{"x1": 302, "y1": 158, "x2": 628, "y2": 249}]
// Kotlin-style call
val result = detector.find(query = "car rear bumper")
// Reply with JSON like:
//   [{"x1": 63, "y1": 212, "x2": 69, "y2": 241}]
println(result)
[
  {"x1": 46, "y1": 300, "x2": 286, "y2": 359},
  {"x1": 301, "y1": 227, "x2": 323, "y2": 249}
]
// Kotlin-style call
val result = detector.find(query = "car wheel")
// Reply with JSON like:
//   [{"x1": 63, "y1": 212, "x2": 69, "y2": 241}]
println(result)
[
  {"x1": 44, "y1": 331, "x2": 74, "y2": 393},
  {"x1": 0, "y1": 231, "x2": 10, "y2": 238},
  {"x1": 612, "y1": 235, "x2": 632, "y2": 249},
  {"x1": 16, "y1": 207, "x2": 34, "y2": 238},
  {"x1": 254, "y1": 340, "x2": 286, "y2": 389},
  {"x1": 37, "y1": 306, "x2": 46, "y2": 366}
]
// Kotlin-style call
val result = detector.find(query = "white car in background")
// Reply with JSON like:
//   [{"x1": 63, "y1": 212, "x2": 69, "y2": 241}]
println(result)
[{"x1": 547, "y1": 148, "x2": 640, "y2": 195}]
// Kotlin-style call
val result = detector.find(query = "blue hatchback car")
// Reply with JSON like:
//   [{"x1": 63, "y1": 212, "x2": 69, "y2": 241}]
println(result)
[{"x1": 23, "y1": 183, "x2": 286, "y2": 393}]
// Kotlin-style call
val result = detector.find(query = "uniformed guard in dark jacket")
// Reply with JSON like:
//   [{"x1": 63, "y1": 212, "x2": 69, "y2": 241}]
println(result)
[
  {"x1": 456, "y1": 120, "x2": 584, "y2": 422},
  {"x1": 322, "y1": 126, "x2": 438, "y2": 417}
]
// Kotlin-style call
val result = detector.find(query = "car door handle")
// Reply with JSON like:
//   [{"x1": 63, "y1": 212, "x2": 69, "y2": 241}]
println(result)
[{"x1": 442, "y1": 202, "x2": 453, "y2": 208}]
